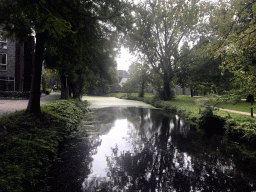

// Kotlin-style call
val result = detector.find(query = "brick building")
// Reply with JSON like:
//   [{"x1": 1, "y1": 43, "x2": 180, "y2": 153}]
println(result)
[{"x1": 0, "y1": 28, "x2": 34, "y2": 92}]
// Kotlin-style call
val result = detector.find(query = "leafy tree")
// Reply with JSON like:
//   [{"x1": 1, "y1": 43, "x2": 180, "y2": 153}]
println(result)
[
  {"x1": 127, "y1": 60, "x2": 150, "y2": 97},
  {"x1": 208, "y1": 0, "x2": 256, "y2": 116},
  {"x1": 174, "y1": 37, "x2": 232, "y2": 97},
  {"x1": 124, "y1": 0, "x2": 204, "y2": 100},
  {"x1": 0, "y1": 0, "x2": 77, "y2": 113},
  {"x1": 0, "y1": 0, "x2": 124, "y2": 110},
  {"x1": 43, "y1": 0, "x2": 121, "y2": 99}
]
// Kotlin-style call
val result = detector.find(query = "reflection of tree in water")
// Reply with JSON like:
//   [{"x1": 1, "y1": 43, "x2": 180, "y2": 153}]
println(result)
[
  {"x1": 91, "y1": 108, "x2": 256, "y2": 191},
  {"x1": 47, "y1": 135, "x2": 102, "y2": 192}
]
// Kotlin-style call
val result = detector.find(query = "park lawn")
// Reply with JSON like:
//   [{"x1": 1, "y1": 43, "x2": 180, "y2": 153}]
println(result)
[
  {"x1": 162, "y1": 95, "x2": 203, "y2": 119},
  {"x1": 108, "y1": 92, "x2": 253, "y2": 119},
  {"x1": 216, "y1": 101, "x2": 253, "y2": 113}
]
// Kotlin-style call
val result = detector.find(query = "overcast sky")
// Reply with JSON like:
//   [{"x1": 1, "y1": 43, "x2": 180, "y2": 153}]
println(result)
[{"x1": 116, "y1": 46, "x2": 135, "y2": 71}]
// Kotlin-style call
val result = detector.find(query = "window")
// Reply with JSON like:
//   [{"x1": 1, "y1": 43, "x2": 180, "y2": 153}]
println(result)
[
  {"x1": 0, "y1": 32, "x2": 7, "y2": 49},
  {"x1": 0, "y1": 54, "x2": 7, "y2": 71}
]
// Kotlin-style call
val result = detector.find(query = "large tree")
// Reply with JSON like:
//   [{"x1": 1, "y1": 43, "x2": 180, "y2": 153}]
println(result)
[
  {"x1": 124, "y1": 0, "x2": 203, "y2": 100},
  {"x1": 0, "y1": 0, "x2": 78, "y2": 113},
  {"x1": 0, "y1": 0, "x2": 123, "y2": 113},
  {"x1": 208, "y1": 0, "x2": 256, "y2": 116}
]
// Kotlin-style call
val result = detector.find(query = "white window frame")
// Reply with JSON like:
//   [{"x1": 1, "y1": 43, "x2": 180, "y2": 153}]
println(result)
[
  {"x1": 0, "y1": 53, "x2": 7, "y2": 71},
  {"x1": 0, "y1": 31, "x2": 7, "y2": 49}
]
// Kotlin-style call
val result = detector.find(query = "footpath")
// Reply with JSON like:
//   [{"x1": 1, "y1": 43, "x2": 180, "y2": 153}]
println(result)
[
  {"x1": 217, "y1": 108, "x2": 251, "y2": 116},
  {"x1": 0, "y1": 92, "x2": 61, "y2": 118}
]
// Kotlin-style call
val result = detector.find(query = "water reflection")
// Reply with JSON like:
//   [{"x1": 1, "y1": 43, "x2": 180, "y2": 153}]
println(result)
[
  {"x1": 82, "y1": 107, "x2": 256, "y2": 192},
  {"x1": 48, "y1": 107, "x2": 256, "y2": 191}
]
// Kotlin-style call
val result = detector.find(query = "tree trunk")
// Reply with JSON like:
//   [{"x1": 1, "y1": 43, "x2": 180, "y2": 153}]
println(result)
[
  {"x1": 162, "y1": 72, "x2": 171, "y2": 100},
  {"x1": 191, "y1": 89, "x2": 194, "y2": 97},
  {"x1": 251, "y1": 99, "x2": 254, "y2": 118},
  {"x1": 61, "y1": 74, "x2": 69, "y2": 99},
  {"x1": 139, "y1": 79, "x2": 145, "y2": 97},
  {"x1": 26, "y1": 32, "x2": 46, "y2": 114}
]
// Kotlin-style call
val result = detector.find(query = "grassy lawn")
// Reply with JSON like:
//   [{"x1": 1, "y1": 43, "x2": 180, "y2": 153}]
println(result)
[
  {"x1": 216, "y1": 101, "x2": 253, "y2": 113},
  {"x1": 107, "y1": 92, "x2": 254, "y2": 119}
]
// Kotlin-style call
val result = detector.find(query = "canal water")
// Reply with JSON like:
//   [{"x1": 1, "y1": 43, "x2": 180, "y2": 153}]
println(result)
[{"x1": 48, "y1": 107, "x2": 256, "y2": 192}]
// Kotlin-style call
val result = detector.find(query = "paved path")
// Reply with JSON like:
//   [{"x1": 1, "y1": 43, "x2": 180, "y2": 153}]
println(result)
[
  {"x1": 82, "y1": 96, "x2": 154, "y2": 109},
  {"x1": 0, "y1": 92, "x2": 61, "y2": 118}
]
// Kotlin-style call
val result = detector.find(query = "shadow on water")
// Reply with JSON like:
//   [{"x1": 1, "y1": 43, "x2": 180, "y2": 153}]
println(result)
[{"x1": 47, "y1": 107, "x2": 256, "y2": 192}]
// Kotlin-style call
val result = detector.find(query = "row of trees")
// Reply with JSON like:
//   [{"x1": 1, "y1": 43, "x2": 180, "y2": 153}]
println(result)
[
  {"x1": 120, "y1": 0, "x2": 256, "y2": 101},
  {"x1": 0, "y1": 0, "x2": 124, "y2": 114},
  {"x1": 0, "y1": 0, "x2": 255, "y2": 113}
]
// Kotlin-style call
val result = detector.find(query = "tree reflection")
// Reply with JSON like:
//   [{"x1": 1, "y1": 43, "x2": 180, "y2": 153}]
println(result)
[
  {"x1": 86, "y1": 108, "x2": 256, "y2": 191},
  {"x1": 47, "y1": 134, "x2": 102, "y2": 192}
]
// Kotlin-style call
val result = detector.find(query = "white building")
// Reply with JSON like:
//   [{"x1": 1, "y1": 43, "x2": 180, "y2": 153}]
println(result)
[{"x1": 118, "y1": 70, "x2": 130, "y2": 87}]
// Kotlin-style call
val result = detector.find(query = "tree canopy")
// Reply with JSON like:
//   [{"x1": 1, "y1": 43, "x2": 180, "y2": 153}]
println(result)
[{"x1": 0, "y1": 0, "x2": 123, "y2": 113}]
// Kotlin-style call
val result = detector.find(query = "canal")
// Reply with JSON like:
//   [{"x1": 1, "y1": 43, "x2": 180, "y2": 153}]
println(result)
[{"x1": 47, "y1": 107, "x2": 256, "y2": 192}]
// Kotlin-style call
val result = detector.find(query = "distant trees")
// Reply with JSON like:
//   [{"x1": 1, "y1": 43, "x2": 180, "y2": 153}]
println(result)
[
  {"x1": 175, "y1": 37, "x2": 232, "y2": 97},
  {"x1": 124, "y1": 60, "x2": 150, "y2": 97}
]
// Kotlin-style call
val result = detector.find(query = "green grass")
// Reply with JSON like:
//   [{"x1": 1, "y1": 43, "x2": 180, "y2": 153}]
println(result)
[
  {"x1": 0, "y1": 99, "x2": 89, "y2": 192},
  {"x1": 216, "y1": 101, "x2": 253, "y2": 113},
  {"x1": 163, "y1": 95, "x2": 203, "y2": 119}
]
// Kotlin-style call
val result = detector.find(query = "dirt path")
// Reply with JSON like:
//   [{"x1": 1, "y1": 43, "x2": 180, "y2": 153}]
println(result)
[{"x1": 82, "y1": 96, "x2": 154, "y2": 109}]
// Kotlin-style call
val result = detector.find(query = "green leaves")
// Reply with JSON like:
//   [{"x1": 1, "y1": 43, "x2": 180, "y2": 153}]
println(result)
[{"x1": 0, "y1": 99, "x2": 89, "y2": 192}]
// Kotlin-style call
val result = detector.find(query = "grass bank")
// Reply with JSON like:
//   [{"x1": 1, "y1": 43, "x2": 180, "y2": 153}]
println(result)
[
  {"x1": 107, "y1": 93, "x2": 256, "y2": 146},
  {"x1": 0, "y1": 99, "x2": 89, "y2": 192}
]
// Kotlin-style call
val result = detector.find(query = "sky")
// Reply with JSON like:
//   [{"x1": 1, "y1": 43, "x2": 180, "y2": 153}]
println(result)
[{"x1": 116, "y1": 46, "x2": 135, "y2": 72}]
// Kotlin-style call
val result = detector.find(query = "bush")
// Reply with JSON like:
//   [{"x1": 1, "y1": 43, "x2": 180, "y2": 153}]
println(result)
[
  {"x1": 225, "y1": 119, "x2": 256, "y2": 147},
  {"x1": 0, "y1": 99, "x2": 89, "y2": 192},
  {"x1": 198, "y1": 106, "x2": 226, "y2": 135},
  {"x1": 0, "y1": 91, "x2": 30, "y2": 99}
]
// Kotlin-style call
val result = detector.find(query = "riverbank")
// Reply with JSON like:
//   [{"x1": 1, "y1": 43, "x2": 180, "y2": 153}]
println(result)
[
  {"x1": 0, "y1": 99, "x2": 89, "y2": 192},
  {"x1": 107, "y1": 93, "x2": 256, "y2": 147}
]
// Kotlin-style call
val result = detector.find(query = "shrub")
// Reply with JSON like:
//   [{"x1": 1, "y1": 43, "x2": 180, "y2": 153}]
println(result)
[
  {"x1": 198, "y1": 106, "x2": 226, "y2": 135},
  {"x1": 225, "y1": 119, "x2": 256, "y2": 147},
  {"x1": 0, "y1": 99, "x2": 89, "y2": 192},
  {"x1": 0, "y1": 91, "x2": 30, "y2": 99}
]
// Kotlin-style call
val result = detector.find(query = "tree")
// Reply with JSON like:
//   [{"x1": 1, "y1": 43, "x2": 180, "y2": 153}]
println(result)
[
  {"x1": 127, "y1": 60, "x2": 150, "y2": 97},
  {"x1": 0, "y1": 0, "x2": 124, "y2": 111},
  {"x1": 124, "y1": 0, "x2": 202, "y2": 100},
  {"x1": 0, "y1": 0, "x2": 77, "y2": 113},
  {"x1": 208, "y1": 0, "x2": 256, "y2": 116}
]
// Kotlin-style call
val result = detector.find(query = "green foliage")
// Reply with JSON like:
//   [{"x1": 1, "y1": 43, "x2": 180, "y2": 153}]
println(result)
[
  {"x1": 41, "y1": 71, "x2": 50, "y2": 93},
  {"x1": 0, "y1": 99, "x2": 89, "y2": 192},
  {"x1": 225, "y1": 118, "x2": 256, "y2": 147},
  {"x1": 124, "y1": 0, "x2": 203, "y2": 100},
  {"x1": 207, "y1": 0, "x2": 256, "y2": 112},
  {"x1": 121, "y1": 79, "x2": 134, "y2": 96},
  {"x1": 0, "y1": 91, "x2": 30, "y2": 99}
]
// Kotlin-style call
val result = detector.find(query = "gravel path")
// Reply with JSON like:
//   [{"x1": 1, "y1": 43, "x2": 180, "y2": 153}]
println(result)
[
  {"x1": 0, "y1": 92, "x2": 61, "y2": 118},
  {"x1": 82, "y1": 96, "x2": 154, "y2": 109}
]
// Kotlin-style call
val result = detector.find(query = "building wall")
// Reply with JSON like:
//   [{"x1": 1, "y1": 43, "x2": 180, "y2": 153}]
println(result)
[
  {"x1": 119, "y1": 77, "x2": 130, "y2": 86},
  {"x1": 0, "y1": 39, "x2": 16, "y2": 91},
  {"x1": 174, "y1": 86, "x2": 191, "y2": 95},
  {"x1": 0, "y1": 35, "x2": 34, "y2": 92}
]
